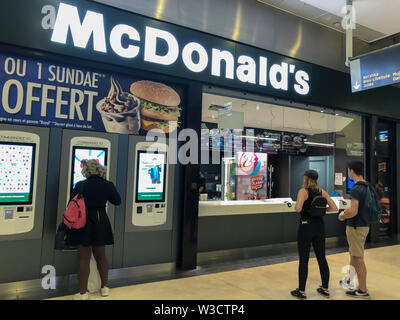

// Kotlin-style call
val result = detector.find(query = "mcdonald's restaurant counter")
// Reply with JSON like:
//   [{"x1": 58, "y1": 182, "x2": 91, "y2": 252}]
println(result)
[{"x1": 197, "y1": 197, "x2": 350, "y2": 252}]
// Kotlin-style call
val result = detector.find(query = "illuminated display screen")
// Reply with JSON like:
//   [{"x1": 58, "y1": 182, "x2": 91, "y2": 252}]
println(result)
[
  {"x1": 0, "y1": 142, "x2": 36, "y2": 205},
  {"x1": 347, "y1": 171, "x2": 356, "y2": 193},
  {"x1": 378, "y1": 130, "x2": 388, "y2": 142},
  {"x1": 135, "y1": 151, "x2": 167, "y2": 202},
  {"x1": 71, "y1": 147, "x2": 107, "y2": 193}
]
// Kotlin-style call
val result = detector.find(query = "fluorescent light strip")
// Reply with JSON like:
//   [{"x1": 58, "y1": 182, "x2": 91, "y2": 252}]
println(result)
[
  {"x1": 304, "y1": 141, "x2": 335, "y2": 147},
  {"x1": 238, "y1": 135, "x2": 278, "y2": 141}
]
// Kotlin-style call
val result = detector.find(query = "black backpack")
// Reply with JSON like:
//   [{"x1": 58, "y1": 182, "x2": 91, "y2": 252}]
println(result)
[
  {"x1": 355, "y1": 182, "x2": 383, "y2": 224},
  {"x1": 307, "y1": 189, "x2": 327, "y2": 217}
]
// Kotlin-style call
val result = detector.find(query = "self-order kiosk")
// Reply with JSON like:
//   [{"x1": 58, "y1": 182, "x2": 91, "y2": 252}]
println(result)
[
  {"x1": 132, "y1": 142, "x2": 168, "y2": 227},
  {"x1": 0, "y1": 131, "x2": 40, "y2": 235},
  {"x1": 67, "y1": 136, "x2": 110, "y2": 201}
]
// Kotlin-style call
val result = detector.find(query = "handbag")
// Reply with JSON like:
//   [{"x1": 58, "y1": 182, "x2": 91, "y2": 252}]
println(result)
[{"x1": 54, "y1": 222, "x2": 77, "y2": 250}]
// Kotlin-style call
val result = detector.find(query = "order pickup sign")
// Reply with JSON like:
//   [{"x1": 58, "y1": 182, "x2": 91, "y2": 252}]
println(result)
[{"x1": 350, "y1": 44, "x2": 400, "y2": 93}]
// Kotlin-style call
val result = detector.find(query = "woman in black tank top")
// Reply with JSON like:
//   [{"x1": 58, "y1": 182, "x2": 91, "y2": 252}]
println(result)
[
  {"x1": 300, "y1": 188, "x2": 324, "y2": 221},
  {"x1": 291, "y1": 170, "x2": 338, "y2": 299}
]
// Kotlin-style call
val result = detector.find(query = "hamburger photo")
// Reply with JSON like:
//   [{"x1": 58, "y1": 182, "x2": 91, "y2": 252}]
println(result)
[{"x1": 130, "y1": 80, "x2": 181, "y2": 133}]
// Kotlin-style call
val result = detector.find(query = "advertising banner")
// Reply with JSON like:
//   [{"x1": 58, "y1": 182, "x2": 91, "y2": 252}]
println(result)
[
  {"x1": 236, "y1": 152, "x2": 267, "y2": 200},
  {"x1": 0, "y1": 52, "x2": 184, "y2": 134}
]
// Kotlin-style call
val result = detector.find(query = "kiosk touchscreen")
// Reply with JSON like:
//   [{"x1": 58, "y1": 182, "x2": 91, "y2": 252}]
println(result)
[
  {"x1": 0, "y1": 131, "x2": 40, "y2": 235},
  {"x1": 67, "y1": 137, "x2": 110, "y2": 201},
  {"x1": 132, "y1": 142, "x2": 168, "y2": 227},
  {"x1": 70, "y1": 146, "x2": 108, "y2": 194}
]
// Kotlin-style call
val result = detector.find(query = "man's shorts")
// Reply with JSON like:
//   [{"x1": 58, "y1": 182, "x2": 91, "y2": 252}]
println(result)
[{"x1": 346, "y1": 226, "x2": 370, "y2": 257}]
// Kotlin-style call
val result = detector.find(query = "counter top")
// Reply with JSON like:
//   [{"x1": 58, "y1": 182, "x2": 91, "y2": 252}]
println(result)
[{"x1": 198, "y1": 197, "x2": 350, "y2": 217}]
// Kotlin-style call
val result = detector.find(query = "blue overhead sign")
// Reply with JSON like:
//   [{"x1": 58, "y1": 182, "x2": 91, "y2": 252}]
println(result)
[{"x1": 350, "y1": 44, "x2": 400, "y2": 93}]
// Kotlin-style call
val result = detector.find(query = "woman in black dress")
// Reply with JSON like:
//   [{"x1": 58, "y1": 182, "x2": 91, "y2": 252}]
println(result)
[{"x1": 67, "y1": 159, "x2": 121, "y2": 300}]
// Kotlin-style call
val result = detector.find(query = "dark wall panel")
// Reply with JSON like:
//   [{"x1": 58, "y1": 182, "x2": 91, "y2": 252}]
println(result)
[
  {"x1": 123, "y1": 231, "x2": 172, "y2": 267},
  {"x1": 269, "y1": 154, "x2": 290, "y2": 198},
  {"x1": 40, "y1": 128, "x2": 63, "y2": 270},
  {"x1": 282, "y1": 213, "x2": 300, "y2": 243},
  {"x1": 0, "y1": 240, "x2": 42, "y2": 283},
  {"x1": 198, "y1": 213, "x2": 283, "y2": 252},
  {"x1": 112, "y1": 135, "x2": 129, "y2": 269},
  {"x1": 397, "y1": 124, "x2": 400, "y2": 235},
  {"x1": 324, "y1": 214, "x2": 346, "y2": 238}
]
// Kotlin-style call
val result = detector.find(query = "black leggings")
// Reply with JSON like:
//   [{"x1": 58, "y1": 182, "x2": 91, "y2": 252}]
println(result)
[{"x1": 297, "y1": 219, "x2": 330, "y2": 292}]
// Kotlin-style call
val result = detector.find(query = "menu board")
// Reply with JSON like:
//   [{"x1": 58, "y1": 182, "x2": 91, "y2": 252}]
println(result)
[
  {"x1": 71, "y1": 147, "x2": 107, "y2": 192},
  {"x1": 0, "y1": 142, "x2": 35, "y2": 204},
  {"x1": 136, "y1": 151, "x2": 166, "y2": 202},
  {"x1": 200, "y1": 124, "x2": 305, "y2": 154}
]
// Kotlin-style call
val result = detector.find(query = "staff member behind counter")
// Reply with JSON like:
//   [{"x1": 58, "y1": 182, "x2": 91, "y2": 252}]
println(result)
[{"x1": 291, "y1": 170, "x2": 338, "y2": 299}]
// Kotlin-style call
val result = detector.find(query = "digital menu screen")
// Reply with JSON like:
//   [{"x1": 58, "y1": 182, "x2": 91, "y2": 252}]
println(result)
[
  {"x1": 136, "y1": 151, "x2": 167, "y2": 202},
  {"x1": 71, "y1": 147, "x2": 107, "y2": 192},
  {"x1": 0, "y1": 142, "x2": 36, "y2": 204}
]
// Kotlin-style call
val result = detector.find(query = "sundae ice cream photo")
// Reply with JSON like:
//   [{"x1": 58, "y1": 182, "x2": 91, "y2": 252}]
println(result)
[{"x1": 97, "y1": 76, "x2": 141, "y2": 134}]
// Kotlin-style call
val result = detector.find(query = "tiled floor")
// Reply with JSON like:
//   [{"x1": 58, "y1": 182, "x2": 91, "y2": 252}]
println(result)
[{"x1": 49, "y1": 244, "x2": 400, "y2": 300}]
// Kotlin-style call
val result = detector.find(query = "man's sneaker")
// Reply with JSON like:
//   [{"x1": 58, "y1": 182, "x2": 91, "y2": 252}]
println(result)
[
  {"x1": 291, "y1": 288, "x2": 307, "y2": 300},
  {"x1": 340, "y1": 278, "x2": 356, "y2": 290},
  {"x1": 100, "y1": 286, "x2": 110, "y2": 297},
  {"x1": 73, "y1": 292, "x2": 89, "y2": 300},
  {"x1": 346, "y1": 289, "x2": 370, "y2": 299},
  {"x1": 317, "y1": 286, "x2": 330, "y2": 298}
]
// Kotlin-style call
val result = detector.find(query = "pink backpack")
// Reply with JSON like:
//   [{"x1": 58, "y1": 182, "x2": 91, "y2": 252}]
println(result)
[{"x1": 63, "y1": 192, "x2": 86, "y2": 229}]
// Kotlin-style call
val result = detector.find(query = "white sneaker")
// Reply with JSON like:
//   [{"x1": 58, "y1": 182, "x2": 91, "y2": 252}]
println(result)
[
  {"x1": 100, "y1": 286, "x2": 110, "y2": 297},
  {"x1": 340, "y1": 277, "x2": 356, "y2": 290},
  {"x1": 73, "y1": 292, "x2": 89, "y2": 300}
]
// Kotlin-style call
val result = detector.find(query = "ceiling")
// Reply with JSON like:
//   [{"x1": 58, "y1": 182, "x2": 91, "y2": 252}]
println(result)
[
  {"x1": 257, "y1": 0, "x2": 400, "y2": 43},
  {"x1": 202, "y1": 93, "x2": 355, "y2": 136}
]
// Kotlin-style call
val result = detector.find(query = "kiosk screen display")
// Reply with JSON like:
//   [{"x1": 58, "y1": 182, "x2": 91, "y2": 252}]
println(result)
[
  {"x1": 136, "y1": 151, "x2": 167, "y2": 202},
  {"x1": 0, "y1": 142, "x2": 36, "y2": 204},
  {"x1": 71, "y1": 147, "x2": 107, "y2": 192}
]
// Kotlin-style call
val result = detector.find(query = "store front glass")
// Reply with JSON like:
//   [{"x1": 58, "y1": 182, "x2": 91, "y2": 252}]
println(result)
[{"x1": 198, "y1": 86, "x2": 364, "y2": 224}]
